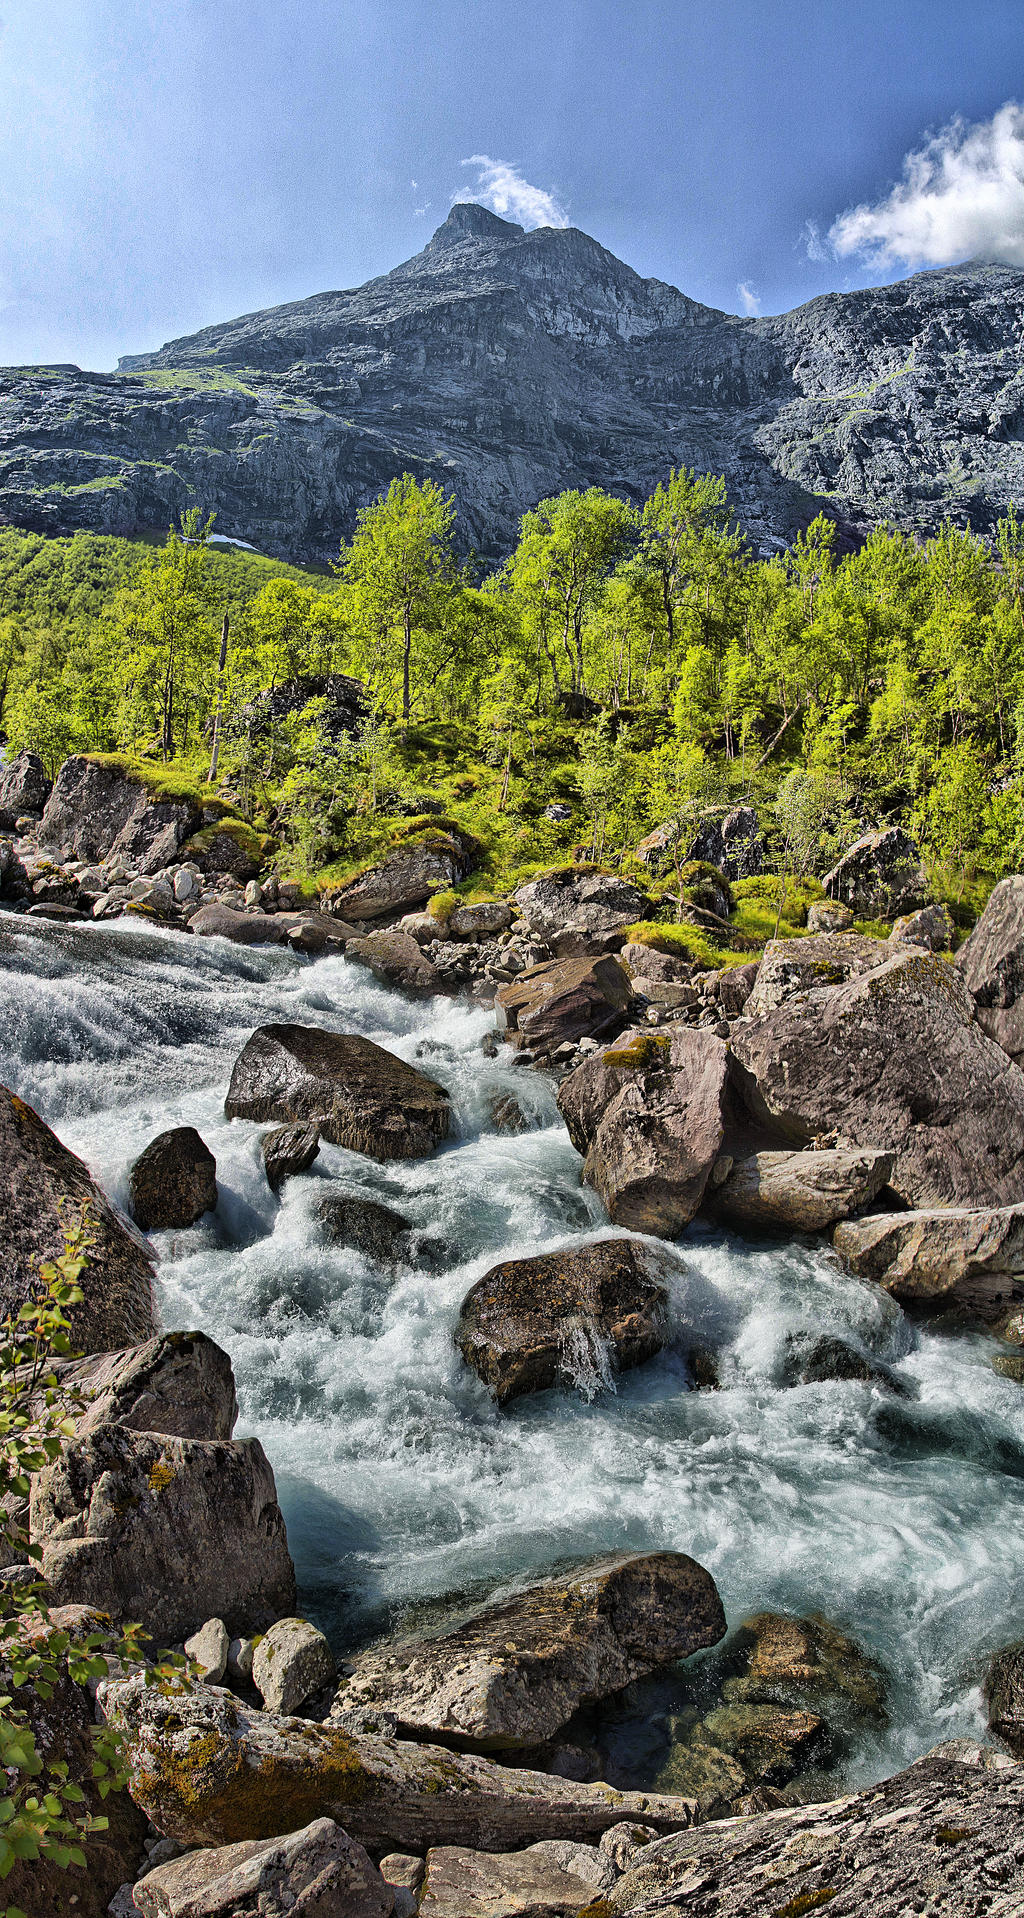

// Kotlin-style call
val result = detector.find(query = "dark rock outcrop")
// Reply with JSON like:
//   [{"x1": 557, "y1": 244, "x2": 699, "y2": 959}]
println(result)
[
  {"x1": 513, "y1": 869, "x2": 651, "y2": 957},
  {"x1": 0, "y1": 747, "x2": 50, "y2": 816},
  {"x1": 317, "y1": 1193, "x2": 415, "y2": 1265},
  {"x1": 345, "y1": 928, "x2": 443, "y2": 995},
  {"x1": 130, "y1": 1818, "x2": 392, "y2": 1918},
  {"x1": 457, "y1": 1238, "x2": 668, "y2": 1403},
  {"x1": 731, "y1": 948, "x2": 1024, "y2": 1208},
  {"x1": 225, "y1": 1023, "x2": 450, "y2": 1158},
  {"x1": 497, "y1": 955, "x2": 636, "y2": 1056},
  {"x1": 340, "y1": 1554, "x2": 726, "y2": 1750},
  {"x1": 557, "y1": 1028, "x2": 730, "y2": 1234},
  {"x1": 833, "y1": 1203, "x2": 1024, "y2": 1318},
  {"x1": 708, "y1": 1146, "x2": 894, "y2": 1233},
  {"x1": 239, "y1": 672, "x2": 367, "y2": 744},
  {"x1": 261, "y1": 1121, "x2": 320, "y2": 1191},
  {"x1": 128, "y1": 1126, "x2": 217, "y2": 1231},
  {"x1": 984, "y1": 1640, "x2": 1024, "y2": 1756},
  {"x1": 956, "y1": 875, "x2": 1024, "y2": 1063},
  {"x1": 327, "y1": 834, "x2": 472, "y2": 921},
  {"x1": 38, "y1": 755, "x2": 201, "y2": 872},
  {"x1": 822, "y1": 826, "x2": 927, "y2": 918},
  {"x1": 0, "y1": 1083, "x2": 156, "y2": 1353}
]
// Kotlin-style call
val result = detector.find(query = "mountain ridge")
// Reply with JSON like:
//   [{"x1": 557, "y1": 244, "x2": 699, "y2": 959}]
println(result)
[{"x1": 1, "y1": 205, "x2": 1022, "y2": 561}]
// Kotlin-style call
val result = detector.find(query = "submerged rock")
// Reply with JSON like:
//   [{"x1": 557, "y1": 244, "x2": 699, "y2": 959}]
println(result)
[
  {"x1": 456, "y1": 1238, "x2": 668, "y2": 1404},
  {"x1": 340, "y1": 1553, "x2": 726, "y2": 1751},
  {"x1": 131, "y1": 1817, "x2": 392, "y2": 1918},
  {"x1": 557, "y1": 1027, "x2": 730, "y2": 1235},
  {"x1": 261, "y1": 1120, "x2": 320, "y2": 1191},
  {"x1": 822, "y1": 825, "x2": 928, "y2": 918},
  {"x1": 31, "y1": 1425, "x2": 296, "y2": 1643},
  {"x1": 833, "y1": 1203, "x2": 1024, "y2": 1319},
  {"x1": 102, "y1": 1671, "x2": 701, "y2": 1852},
  {"x1": 225, "y1": 1023, "x2": 450, "y2": 1159},
  {"x1": 496, "y1": 954, "x2": 636, "y2": 1055},
  {"x1": 956, "y1": 874, "x2": 1024, "y2": 1064},
  {"x1": 708, "y1": 1146, "x2": 894, "y2": 1233},
  {"x1": 317, "y1": 1192, "x2": 415, "y2": 1265},
  {"x1": 0, "y1": 1082, "x2": 156, "y2": 1354},
  {"x1": 731, "y1": 948, "x2": 1024, "y2": 1209},
  {"x1": 128, "y1": 1125, "x2": 217, "y2": 1231}
]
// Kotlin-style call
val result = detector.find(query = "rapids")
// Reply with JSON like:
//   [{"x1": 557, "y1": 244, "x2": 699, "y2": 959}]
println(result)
[{"x1": 3, "y1": 909, "x2": 1023, "y2": 1787}]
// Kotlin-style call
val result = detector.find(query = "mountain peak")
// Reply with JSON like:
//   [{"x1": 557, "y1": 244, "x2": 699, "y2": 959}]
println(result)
[{"x1": 430, "y1": 202, "x2": 525, "y2": 248}]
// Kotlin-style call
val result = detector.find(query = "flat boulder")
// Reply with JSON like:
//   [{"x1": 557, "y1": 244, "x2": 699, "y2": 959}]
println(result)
[
  {"x1": 346, "y1": 928, "x2": 443, "y2": 995},
  {"x1": 822, "y1": 825, "x2": 928, "y2": 918},
  {"x1": 129, "y1": 1126, "x2": 217, "y2": 1231},
  {"x1": 102, "y1": 1671, "x2": 700, "y2": 1853},
  {"x1": 418, "y1": 1844, "x2": 600, "y2": 1916},
  {"x1": 132, "y1": 1818, "x2": 392, "y2": 1918},
  {"x1": 730, "y1": 948, "x2": 1024, "y2": 1208},
  {"x1": 957, "y1": 874, "x2": 1024, "y2": 1063},
  {"x1": 60, "y1": 1328, "x2": 238, "y2": 1440},
  {"x1": 327, "y1": 833, "x2": 472, "y2": 920},
  {"x1": 261, "y1": 1121, "x2": 320, "y2": 1191},
  {"x1": 0, "y1": 1084, "x2": 156, "y2": 1354},
  {"x1": 557, "y1": 1027, "x2": 730, "y2": 1235},
  {"x1": 513, "y1": 868, "x2": 650, "y2": 957},
  {"x1": 833, "y1": 1203, "x2": 1024, "y2": 1319},
  {"x1": 225, "y1": 1023, "x2": 450, "y2": 1159},
  {"x1": 708, "y1": 1146, "x2": 894, "y2": 1233},
  {"x1": 340, "y1": 1554, "x2": 726, "y2": 1751},
  {"x1": 743, "y1": 932, "x2": 889, "y2": 1019},
  {"x1": 31, "y1": 1425, "x2": 295, "y2": 1643},
  {"x1": 189, "y1": 904, "x2": 284, "y2": 944},
  {"x1": 457, "y1": 1238, "x2": 668, "y2": 1404},
  {"x1": 38, "y1": 755, "x2": 201, "y2": 873},
  {"x1": 497, "y1": 954, "x2": 636, "y2": 1056}
]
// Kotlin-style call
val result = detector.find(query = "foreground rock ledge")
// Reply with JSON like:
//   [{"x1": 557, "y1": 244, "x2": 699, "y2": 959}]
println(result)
[
  {"x1": 833, "y1": 1203, "x2": 1024, "y2": 1318},
  {"x1": 597, "y1": 1752, "x2": 1024, "y2": 1916},
  {"x1": 130, "y1": 1816, "x2": 391, "y2": 1918},
  {"x1": 341, "y1": 1554, "x2": 726, "y2": 1750},
  {"x1": 101, "y1": 1674, "x2": 699, "y2": 1852},
  {"x1": 224, "y1": 1023, "x2": 451, "y2": 1159}
]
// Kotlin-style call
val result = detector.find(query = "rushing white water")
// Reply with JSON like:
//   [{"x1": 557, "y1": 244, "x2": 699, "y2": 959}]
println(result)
[{"x1": 4, "y1": 908, "x2": 1024, "y2": 1786}]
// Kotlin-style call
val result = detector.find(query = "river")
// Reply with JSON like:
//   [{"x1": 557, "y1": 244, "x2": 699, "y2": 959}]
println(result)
[{"x1": 3, "y1": 908, "x2": 1023, "y2": 1789}]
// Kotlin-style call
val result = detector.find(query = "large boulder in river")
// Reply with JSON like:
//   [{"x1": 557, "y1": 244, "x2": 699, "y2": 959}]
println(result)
[
  {"x1": 261, "y1": 1120, "x2": 320, "y2": 1191},
  {"x1": 131, "y1": 1818, "x2": 392, "y2": 1918},
  {"x1": 557, "y1": 1027, "x2": 730, "y2": 1235},
  {"x1": 822, "y1": 825, "x2": 927, "y2": 918},
  {"x1": 833, "y1": 1203, "x2": 1024, "y2": 1319},
  {"x1": 497, "y1": 954, "x2": 637, "y2": 1055},
  {"x1": 513, "y1": 868, "x2": 651, "y2": 957},
  {"x1": 956, "y1": 875, "x2": 1024, "y2": 1064},
  {"x1": 327, "y1": 831, "x2": 473, "y2": 921},
  {"x1": 225, "y1": 1024, "x2": 450, "y2": 1159},
  {"x1": 189, "y1": 903, "x2": 284, "y2": 944},
  {"x1": 102, "y1": 1670, "x2": 700, "y2": 1852},
  {"x1": 730, "y1": 948, "x2": 1024, "y2": 1209},
  {"x1": 457, "y1": 1239, "x2": 668, "y2": 1403},
  {"x1": 128, "y1": 1125, "x2": 217, "y2": 1230},
  {"x1": 346, "y1": 928, "x2": 443, "y2": 995},
  {"x1": 38, "y1": 755, "x2": 202, "y2": 872},
  {"x1": 0, "y1": 1084, "x2": 156, "y2": 1353},
  {"x1": 31, "y1": 1424, "x2": 295, "y2": 1643},
  {"x1": 60, "y1": 1328, "x2": 238, "y2": 1440},
  {"x1": 0, "y1": 747, "x2": 50, "y2": 817},
  {"x1": 341, "y1": 1555, "x2": 725, "y2": 1752},
  {"x1": 708, "y1": 1146, "x2": 894, "y2": 1233}
]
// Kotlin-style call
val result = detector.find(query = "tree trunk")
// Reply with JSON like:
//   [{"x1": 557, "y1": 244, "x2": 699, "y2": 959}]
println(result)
[
  {"x1": 207, "y1": 614, "x2": 230, "y2": 783},
  {"x1": 403, "y1": 603, "x2": 412, "y2": 721}
]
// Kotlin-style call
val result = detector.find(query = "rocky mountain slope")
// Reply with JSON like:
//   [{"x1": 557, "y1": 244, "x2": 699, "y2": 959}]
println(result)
[{"x1": 2, "y1": 201, "x2": 1023, "y2": 562}]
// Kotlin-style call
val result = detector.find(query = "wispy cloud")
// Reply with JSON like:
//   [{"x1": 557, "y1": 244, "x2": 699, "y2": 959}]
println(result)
[
  {"x1": 830, "y1": 101, "x2": 1024, "y2": 269},
  {"x1": 454, "y1": 155, "x2": 569, "y2": 229},
  {"x1": 737, "y1": 280, "x2": 760, "y2": 316},
  {"x1": 801, "y1": 218, "x2": 831, "y2": 264}
]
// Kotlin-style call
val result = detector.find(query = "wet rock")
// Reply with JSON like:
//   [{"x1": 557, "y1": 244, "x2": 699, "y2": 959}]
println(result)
[
  {"x1": 822, "y1": 825, "x2": 928, "y2": 918},
  {"x1": 731, "y1": 948, "x2": 1024, "y2": 1208},
  {"x1": 708, "y1": 1146, "x2": 894, "y2": 1233},
  {"x1": 782, "y1": 1335, "x2": 901, "y2": 1391},
  {"x1": 341, "y1": 1554, "x2": 726, "y2": 1751},
  {"x1": 0, "y1": 1082, "x2": 156, "y2": 1354},
  {"x1": 557, "y1": 1027, "x2": 730, "y2": 1235},
  {"x1": 31, "y1": 1425, "x2": 295, "y2": 1643},
  {"x1": 261, "y1": 1121, "x2": 320, "y2": 1191},
  {"x1": 328, "y1": 834, "x2": 472, "y2": 920},
  {"x1": 253, "y1": 1617, "x2": 337, "y2": 1716},
  {"x1": 743, "y1": 932, "x2": 888, "y2": 1019},
  {"x1": 490, "y1": 1091, "x2": 532, "y2": 1134},
  {"x1": 417, "y1": 1843, "x2": 600, "y2": 1915},
  {"x1": 956, "y1": 874, "x2": 1024, "y2": 1063},
  {"x1": 599, "y1": 1753, "x2": 1024, "y2": 1916},
  {"x1": 131, "y1": 1817, "x2": 392, "y2": 1918},
  {"x1": 833, "y1": 1203, "x2": 1024, "y2": 1319},
  {"x1": 497, "y1": 954, "x2": 636, "y2": 1055},
  {"x1": 513, "y1": 869, "x2": 651, "y2": 957},
  {"x1": 346, "y1": 928, "x2": 443, "y2": 995},
  {"x1": 189, "y1": 903, "x2": 284, "y2": 944},
  {"x1": 317, "y1": 1192, "x2": 415, "y2": 1265},
  {"x1": 984, "y1": 1641, "x2": 1024, "y2": 1755},
  {"x1": 456, "y1": 1239, "x2": 668, "y2": 1405},
  {"x1": 61, "y1": 1329, "x2": 239, "y2": 1440},
  {"x1": 0, "y1": 747, "x2": 50, "y2": 815},
  {"x1": 129, "y1": 1126, "x2": 217, "y2": 1231},
  {"x1": 725, "y1": 1612, "x2": 887, "y2": 1724},
  {"x1": 38, "y1": 755, "x2": 202, "y2": 873},
  {"x1": 892, "y1": 901, "x2": 955, "y2": 950},
  {"x1": 806, "y1": 900, "x2": 853, "y2": 933},
  {"x1": 225, "y1": 1023, "x2": 450, "y2": 1159},
  {"x1": 185, "y1": 1617, "x2": 230, "y2": 1683},
  {"x1": 102, "y1": 1670, "x2": 701, "y2": 1852}
]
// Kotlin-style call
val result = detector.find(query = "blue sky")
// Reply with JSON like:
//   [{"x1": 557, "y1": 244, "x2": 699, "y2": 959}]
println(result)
[{"x1": 2, "y1": 0, "x2": 1024, "y2": 368}]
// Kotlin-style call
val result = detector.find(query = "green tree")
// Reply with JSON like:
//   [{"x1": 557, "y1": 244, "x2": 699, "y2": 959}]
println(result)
[{"x1": 341, "y1": 476, "x2": 457, "y2": 721}]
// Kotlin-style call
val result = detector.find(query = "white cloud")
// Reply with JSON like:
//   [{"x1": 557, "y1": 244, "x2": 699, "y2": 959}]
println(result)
[
  {"x1": 454, "y1": 155, "x2": 569, "y2": 229},
  {"x1": 830, "y1": 101, "x2": 1024, "y2": 268},
  {"x1": 801, "y1": 218, "x2": 831, "y2": 264},
  {"x1": 737, "y1": 280, "x2": 760, "y2": 316},
  {"x1": 414, "y1": 203, "x2": 429, "y2": 218}
]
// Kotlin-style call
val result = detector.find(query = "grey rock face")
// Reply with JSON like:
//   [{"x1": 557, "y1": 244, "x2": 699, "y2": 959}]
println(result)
[
  {"x1": 513, "y1": 869, "x2": 651, "y2": 957},
  {"x1": 417, "y1": 1843, "x2": 601, "y2": 1915},
  {"x1": 345, "y1": 928, "x2": 443, "y2": 995},
  {"x1": 328, "y1": 835, "x2": 471, "y2": 920},
  {"x1": 744, "y1": 932, "x2": 889, "y2": 1019},
  {"x1": 225, "y1": 1023, "x2": 451, "y2": 1158},
  {"x1": 62, "y1": 1329, "x2": 239, "y2": 1440},
  {"x1": 131, "y1": 1817, "x2": 392, "y2": 1918},
  {"x1": 0, "y1": 748, "x2": 50, "y2": 815},
  {"x1": 340, "y1": 1554, "x2": 726, "y2": 1750},
  {"x1": 822, "y1": 826, "x2": 927, "y2": 918},
  {"x1": 0, "y1": 1082, "x2": 156, "y2": 1355},
  {"x1": 496, "y1": 955, "x2": 637, "y2": 1055},
  {"x1": 891, "y1": 901, "x2": 955, "y2": 951},
  {"x1": 38, "y1": 755, "x2": 200, "y2": 872},
  {"x1": 252, "y1": 1617, "x2": 337, "y2": 1716},
  {"x1": 184, "y1": 1617, "x2": 230, "y2": 1684},
  {"x1": 5, "y1": 211, "x2": 1024, "y2": 561},
  {"x1": 957, "y1": 875, "x2": 1024, "y2": 1063},
  {"x1": 833, "y1": 1203, "x2": 1024, "y2": 1319},
  {"x1": 128, "y1": 1126, "x2": 217, "y2": 1231}
]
